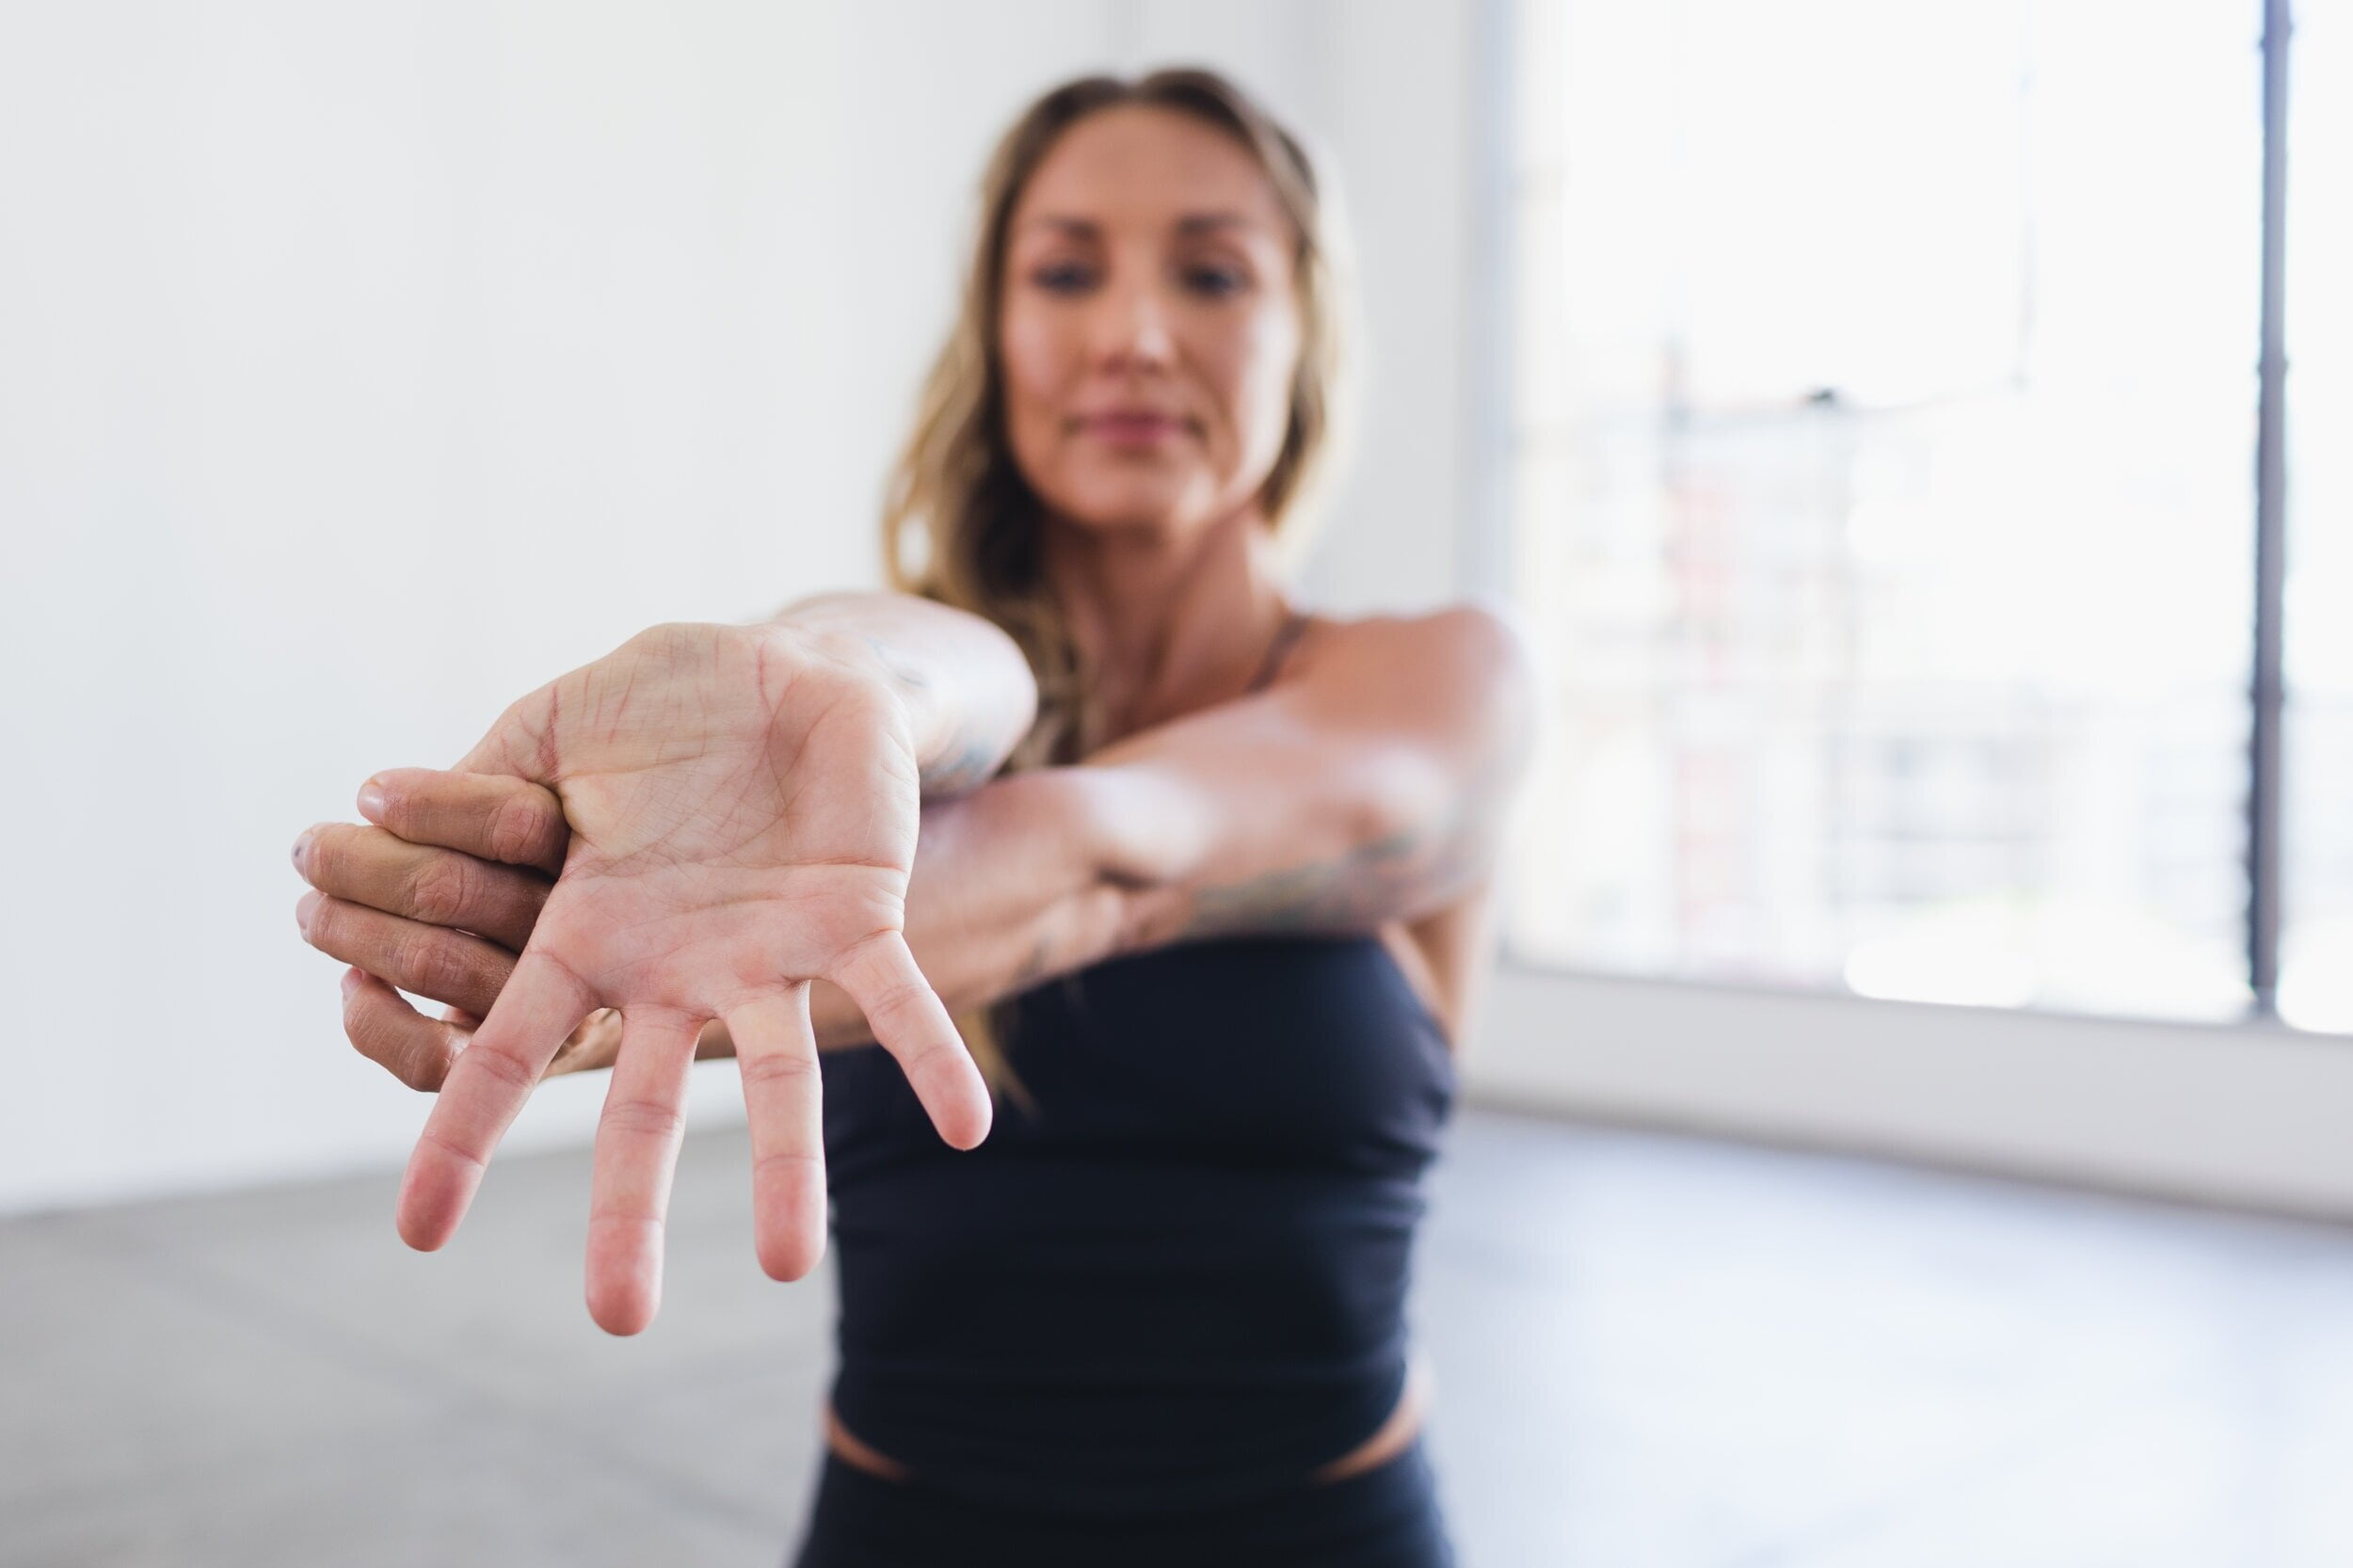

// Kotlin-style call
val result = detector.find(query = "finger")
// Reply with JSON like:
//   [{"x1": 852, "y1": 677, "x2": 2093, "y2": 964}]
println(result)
[
  {"x1": 357, "y1": 768, "x2": 568, "y2": 875},
  {"x1": 396, "y1": 949, "x2": 596, "y2": 1252},
  {"x1": 341, "y1": 967, "x2": 469, "y2": 1091},
  {"x1": 584, "y1": 1010, "x2": 700, "y2": 1336},
  {"x1": 828, "y1": 931, "x2": 992, "y2": 1152},
  {"x1": 297, "y1": 890, "x2": 515, "y2": 1018},
  {"x1": 296, "y1": 822, "x2": 550, "y2": 951},
  {"x1": 725, "y1": 989, "x2": 828, "y2": 1284}
]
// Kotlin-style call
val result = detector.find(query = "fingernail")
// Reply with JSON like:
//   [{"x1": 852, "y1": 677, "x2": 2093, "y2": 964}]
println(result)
[
  {"x1": 291, "y1": 828, "x2": 313, "y2": 870},
  {"x1": 356, "y1": 781, "x2": 387, "y2": 822},
  {"x1": 341, "y1": 967, "x2": 363, "y2": 997},
  {"x1": 296, "y1": 889, "x2": 322, "y2": 934}
]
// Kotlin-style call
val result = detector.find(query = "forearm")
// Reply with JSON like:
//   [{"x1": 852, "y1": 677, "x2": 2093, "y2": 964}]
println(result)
[
  {"x1": 1046, "y1": 609, "x2": 1539, "y2": 952},
  {"x1": 774, "y1": 590, "x2": 1038, "y2": 797},
  {"x1": 696, "y1": 766, "x2": 1125, "y2": 1055},
  {"x1": 1072, "y1": 751, "x2": 1435, "y2": 952}
]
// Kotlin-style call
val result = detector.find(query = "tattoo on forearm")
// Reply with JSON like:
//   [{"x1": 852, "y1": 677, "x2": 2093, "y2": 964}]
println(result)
[
  {"x1": 920, "y1": 732, "x2": 1004, "y2": 797},
  {"x1": 858, "y1": 632, "x2": 931, "y2": 689},
  {"x1": 851, "y1": 632, "x2": 1007, "y2": 797},
  {"x1": 1171, "y1": 748, "x2": 1516, "y2": 942},
  {"x1": 1176, "y1": 820, "x2": 1487, "y2": 941}
]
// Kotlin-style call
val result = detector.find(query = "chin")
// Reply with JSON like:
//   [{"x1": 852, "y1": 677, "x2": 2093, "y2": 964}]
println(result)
[{"x1": 1046, "y1": 467, "x2": 1215, "y2": 534}]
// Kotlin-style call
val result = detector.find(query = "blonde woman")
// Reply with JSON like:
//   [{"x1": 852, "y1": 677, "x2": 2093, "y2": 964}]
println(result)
[{"x1": 292, "y1": 68, "x2": 1535, "y2": 1565}]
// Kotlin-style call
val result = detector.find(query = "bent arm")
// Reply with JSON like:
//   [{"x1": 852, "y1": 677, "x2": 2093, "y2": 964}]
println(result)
[
  {"x1": 778, "y1": 606, "x2": 1539, "y2": 1053},
  {"x1": 776, "y1": 590, "x2": 1038, "y2": 798},
  {"x1": 325, "y1": 606, "x2": 1530, "y2": 1079},
  {"x1": 1071, "y1": 605, "x2": 1540, "y2": 954}
]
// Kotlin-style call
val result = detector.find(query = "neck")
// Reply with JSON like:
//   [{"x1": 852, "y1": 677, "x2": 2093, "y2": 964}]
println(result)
[{"x1": 1041, "y1": 505, "x2": 1296, "y2": 745}]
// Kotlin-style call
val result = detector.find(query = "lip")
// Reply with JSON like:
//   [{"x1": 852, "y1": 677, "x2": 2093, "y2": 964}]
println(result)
[{"x1": 1080, "y1": 411, "x2": 1187, "y2": 444}]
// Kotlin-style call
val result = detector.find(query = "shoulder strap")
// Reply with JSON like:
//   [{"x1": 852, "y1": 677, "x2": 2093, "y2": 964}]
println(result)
[{"x1": 1245, "y1": 608, "x2": 1311, "y2": 696}]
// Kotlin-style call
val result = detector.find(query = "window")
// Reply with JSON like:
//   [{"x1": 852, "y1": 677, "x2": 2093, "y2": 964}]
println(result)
[{"x1": 1502, "y1": 0, "x2": 2335, "y2": 1028}]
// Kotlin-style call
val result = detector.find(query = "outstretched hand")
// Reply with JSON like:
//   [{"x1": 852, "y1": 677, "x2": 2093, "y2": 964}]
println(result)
[{"x1": 399, "y1": 621, "x2": 992, "y2": 1334}]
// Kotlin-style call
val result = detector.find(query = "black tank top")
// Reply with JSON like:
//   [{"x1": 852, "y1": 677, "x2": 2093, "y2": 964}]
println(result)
[{"x1": 815, "y1": 608, "x2": 1458, "y2": 1513}]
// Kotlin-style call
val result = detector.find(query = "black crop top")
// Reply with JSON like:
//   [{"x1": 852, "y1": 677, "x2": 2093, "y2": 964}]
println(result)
[{"x1": 817, "y1": 931, "x2": 1457, "y2": 1514}]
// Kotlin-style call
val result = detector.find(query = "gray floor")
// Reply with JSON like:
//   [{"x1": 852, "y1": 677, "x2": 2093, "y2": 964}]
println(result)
[{"x1": 8, "y1": 1105, "x2": 2353, "y2": 1567}]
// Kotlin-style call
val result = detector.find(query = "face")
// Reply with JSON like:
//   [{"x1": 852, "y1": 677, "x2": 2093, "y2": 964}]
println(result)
[{"x1": 997, "y1": 104, "x2": 1304, "y2": 538}]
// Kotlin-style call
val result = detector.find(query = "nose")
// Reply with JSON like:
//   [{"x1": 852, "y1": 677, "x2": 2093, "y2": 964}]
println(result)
[{"x1": 1089, "y1": 276, "x2": 1175, "y2": 376}]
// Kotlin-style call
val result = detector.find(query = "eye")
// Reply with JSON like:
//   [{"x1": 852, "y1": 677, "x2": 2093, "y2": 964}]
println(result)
[
  {"x1": 1031, "y1": 260, "x2": 1096, "y2": 295},
  {"x1": 1184, "y1": 264, "x2": 1249, "y2": 298}
]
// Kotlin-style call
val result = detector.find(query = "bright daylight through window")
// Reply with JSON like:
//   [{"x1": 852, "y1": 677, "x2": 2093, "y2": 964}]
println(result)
[{"x1": 1502, "y1": 0, "x2": 2344, "y2": 1030}]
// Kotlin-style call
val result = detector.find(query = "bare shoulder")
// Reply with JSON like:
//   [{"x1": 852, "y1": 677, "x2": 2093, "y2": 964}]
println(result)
[
  {"x1": 1283, "y1": 601, "x2": 1541, "y2": 769},
  {"x1": 1289, "y1": 600, "x2": 1534, "y2": 674}
]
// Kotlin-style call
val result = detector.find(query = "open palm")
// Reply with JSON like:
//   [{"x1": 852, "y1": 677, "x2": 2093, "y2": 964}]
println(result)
[{"x1": 397, "y1": 622, "x2": 992, "y2": 1335}]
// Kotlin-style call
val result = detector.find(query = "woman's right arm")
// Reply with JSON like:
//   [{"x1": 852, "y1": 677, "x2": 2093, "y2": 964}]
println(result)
[
  {"x1": 297, "y1": 760, "x2": 1122, "y2": 1088},
  {"x1": 294, "y1": 587, "x2": 1045, "y2": 1086}
]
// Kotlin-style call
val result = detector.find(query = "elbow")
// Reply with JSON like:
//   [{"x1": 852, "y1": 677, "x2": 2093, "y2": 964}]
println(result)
[
  {"x1": 1351, "y1": 745, "x2": 1492, "y2": 927},
  {"x1": 1354, "y1": 744, "x2": 1450, "y2": 859},
  {"x1": 1062, "y1": 763, "x2": 1209, "y2": 897},
  {"x1": 1057, "y1": 762, "x2": 1223, "y2": 957}
]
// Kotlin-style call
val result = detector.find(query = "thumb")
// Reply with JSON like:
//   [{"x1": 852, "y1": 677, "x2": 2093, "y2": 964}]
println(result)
[{"x1": 454, "y1": 680, "x2": 563, "y2": 779}]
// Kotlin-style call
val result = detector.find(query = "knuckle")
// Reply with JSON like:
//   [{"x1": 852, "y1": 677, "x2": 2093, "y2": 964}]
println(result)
[
  {"x1": 464, "y1": 1039, "x2": 539, "y2": 1095},
  {"x1": 416, "y1": 1123, "x2": 488, "y2": 1176},
  {"x1": 394, "y1": 1039, "x2": 447, "y2": 1092},
  {"x1": 895, "y1": 1032, "x2": 958, "y2": 1073},
  {"x1": 739, "y1": 1050, "x2": 817, "y2": 1091},
  {"x1": 843, "y1": 934, "x2": 926, "y2": 1018},
  {"x1": 485, "y1": 792, "x2": 553, "y2": 867},
  {"x1": 344, "y1": 984, "x2": 445, "y2": 1090},
  {"x1": 601, "y1": 1097, "x2": 685, "y2": 1143},
  {"x1": 403, "y1": 856, "x2": 475, "y2": 926},
  {"x1": 629, "y1": 621, "x2": 695, "y2": 658},
  {"x1": 342, "y1": 986, "x2": 385, "y2": 1058},
  {"x1": 404, "y1": 933, "x2": 480, "y2": 1000},
  {"x1": 866, "y1": 976, "x2": 925, "y2": 1022}
]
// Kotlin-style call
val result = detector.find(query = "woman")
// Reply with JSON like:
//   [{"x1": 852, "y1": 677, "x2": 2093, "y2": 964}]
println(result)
[{"x1": 291, "y1": 68, "x2": 1534, "y2": 1565}]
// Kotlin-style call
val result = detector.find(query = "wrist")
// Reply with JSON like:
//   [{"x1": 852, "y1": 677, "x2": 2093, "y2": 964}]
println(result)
[
  {"x1": 755, "y1": 595, "x2": 1036, "y2": 798},
  {"x1": 759, "y1": 620, "x2": 952, "y2": 763}
]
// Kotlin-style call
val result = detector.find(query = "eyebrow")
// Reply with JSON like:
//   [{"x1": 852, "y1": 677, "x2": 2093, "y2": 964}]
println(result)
[{"x1": 1016, "y1": 212, "x2": 1261, "y2": 238}]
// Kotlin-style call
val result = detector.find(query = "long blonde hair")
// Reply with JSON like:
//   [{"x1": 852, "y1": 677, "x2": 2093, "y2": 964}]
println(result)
[{"x1": 880, "y1": 67, "x2": 1359, "y2": 1106}]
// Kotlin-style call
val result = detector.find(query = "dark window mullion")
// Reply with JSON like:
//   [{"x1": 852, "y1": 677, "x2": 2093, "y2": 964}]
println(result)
[{"x1": 2249, "y1": 0, "x2": 2293, "y2": 1016}]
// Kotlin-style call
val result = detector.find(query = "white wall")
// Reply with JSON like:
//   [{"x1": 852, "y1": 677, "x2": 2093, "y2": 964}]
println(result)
[
  {"x1": 1470, "y1": 963, "x2": 2353, "y2": 1222},
  {"x1": 14, "y1": 0, "x2": 2346, "y2": 1228},
  {"x1": 0, "y1": 0, "x2": 1481, "y2": 1212}
]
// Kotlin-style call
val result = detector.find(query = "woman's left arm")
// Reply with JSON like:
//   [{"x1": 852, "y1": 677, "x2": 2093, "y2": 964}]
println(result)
[
  {"x1": 1075, "y1": 603, "x2": 1542, "y2": 954},
  {"x1": 774, "y1": 589, "x2": 1040, "y2": 798}
]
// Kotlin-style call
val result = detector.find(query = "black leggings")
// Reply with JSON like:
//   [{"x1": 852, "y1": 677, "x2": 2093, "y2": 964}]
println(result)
[{"x1": 785, "y1": 1438, "x2": 1459, "y2": 1568}]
